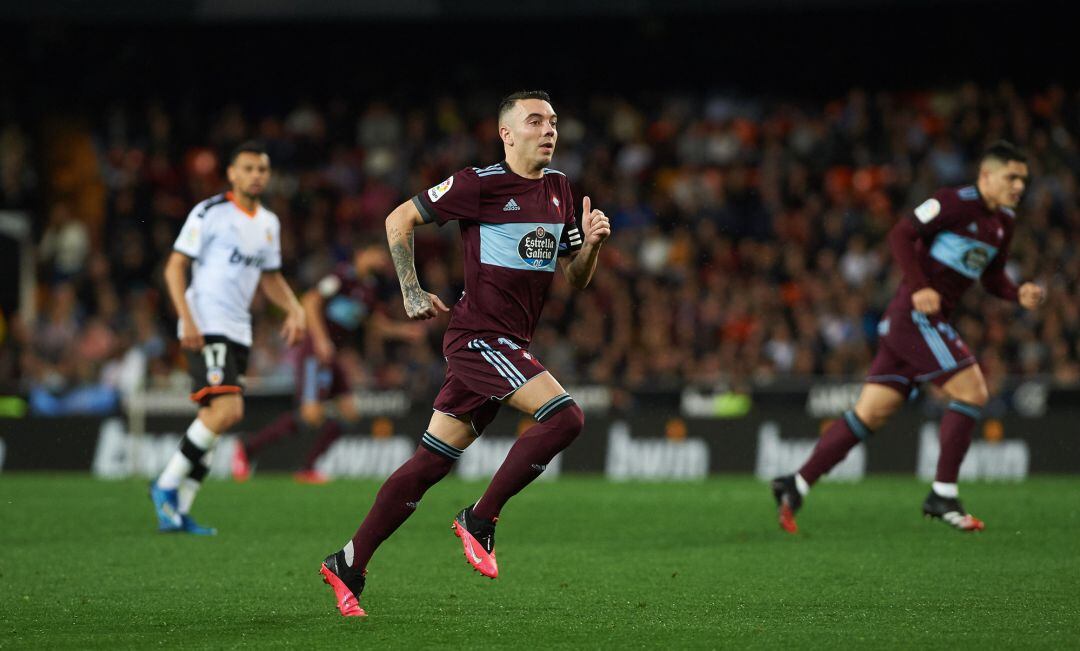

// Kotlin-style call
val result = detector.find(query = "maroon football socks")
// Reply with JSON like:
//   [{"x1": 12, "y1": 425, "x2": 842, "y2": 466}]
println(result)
[
  {"x1": 798, "y1": 410, "x2": 870, "y2": 486},
  {"x1": 346, "y1": 433, "x2": 461, "y2": 572},
  {"x1": 936, "y1": 400, "x2": 981, "y2": 483},
  {"x1": 303, "y1": 419, "x2": 343, "y2": 471},
  {"x1": 472, "y1": 395, "x2": 583, "y2": 521},
  {"x1": 245, "y1": 411, "x2": 298, "y2": 457}
]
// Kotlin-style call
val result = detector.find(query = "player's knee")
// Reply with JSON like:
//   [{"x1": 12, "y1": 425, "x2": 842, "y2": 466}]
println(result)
[
  {"x1": 543, "y1": 400, "x2": 584, "y2": 443},
  {"x1": 853, "y1": 404, "x2": 892, "y2": 431},
  {"x1": 217, "y1": 399, "x2": 244, "y2": 429},
  {"x1": 962, "y1": 383, "x2": 990, "y2": 408}
]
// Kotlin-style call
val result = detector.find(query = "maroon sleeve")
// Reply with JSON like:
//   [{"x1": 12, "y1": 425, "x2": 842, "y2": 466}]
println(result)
[
  {"x1": 888, "y1": 217, "x2": 930, "y2": 289},
  {"x1": 981, "y1": 221, "x2": 1019, "y2": 302},
  {"x1": 411, "y1": 168, "x2": 481, "y2": 226},
  {"x1": 559, "y1": 179, "x2": 583, "y2": 253}
]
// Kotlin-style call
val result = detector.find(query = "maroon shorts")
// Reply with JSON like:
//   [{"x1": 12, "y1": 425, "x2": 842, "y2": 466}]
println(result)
[
  {"x1": 433, "y1": 336, "x2": 547, "y2": 435},
  {"x1": 295, "y1": 339, "x2": 351, "y2": 405},
  {"x1": 866, "y1": 309, "x2": 976, "y2": 396}
]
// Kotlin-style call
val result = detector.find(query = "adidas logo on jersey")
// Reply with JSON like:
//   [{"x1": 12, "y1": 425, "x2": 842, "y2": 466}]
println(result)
[{"x1": 503, "y1": 198, "x2": 521, "y2": 212}]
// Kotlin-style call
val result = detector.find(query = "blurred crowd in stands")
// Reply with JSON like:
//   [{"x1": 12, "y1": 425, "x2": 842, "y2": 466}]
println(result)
[{"x1": 2, "y1": 82, "x2": 1079, "y2": 413}]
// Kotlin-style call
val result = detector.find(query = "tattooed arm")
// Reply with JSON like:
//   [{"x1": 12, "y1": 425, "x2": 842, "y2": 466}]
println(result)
[{"x1": 385, "y1": 200, "x2": 449, "y2": 320}]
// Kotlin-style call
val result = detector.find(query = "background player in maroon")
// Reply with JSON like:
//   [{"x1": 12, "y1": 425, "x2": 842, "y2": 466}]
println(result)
[
  {"x1": 233, "y1": 240, "x2": 423, "y2": 483},
  {"x1": 772, "y1": 141, "x2": 1044, "y2": 533},
  {"x1": 318, "y1": 91, "x2": 611, "y2": 617}
]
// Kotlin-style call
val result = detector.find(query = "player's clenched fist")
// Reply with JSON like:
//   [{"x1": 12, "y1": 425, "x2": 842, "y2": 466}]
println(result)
[
  {"x1": 911, "y1": 287, "x2": 941, "y2": 314},
  {"x1": 1018, "y1": 282, "x2": 1044, "y2": 310},
  {"x1": 581, "y1": 196, "x2": 611, "y2": 246},
  {"x1": 404, "y1": 290, "x2": 449, "y2": 320}
]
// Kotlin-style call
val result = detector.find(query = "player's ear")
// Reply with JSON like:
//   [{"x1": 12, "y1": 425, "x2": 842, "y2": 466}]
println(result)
[{"x1": 499, "y1": 124, "x2": 513, "y2": 147}]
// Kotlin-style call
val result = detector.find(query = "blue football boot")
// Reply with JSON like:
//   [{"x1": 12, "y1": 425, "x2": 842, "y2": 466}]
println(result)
[
  {"x1": 179, "y1": 514, "x2": 218, "y2": 536},
  {"x1": 149, "y1": 482, "x2": 183, "y2": 532}
]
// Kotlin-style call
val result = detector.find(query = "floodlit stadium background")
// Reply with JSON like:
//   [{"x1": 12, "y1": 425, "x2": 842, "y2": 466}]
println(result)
[{"x1": 1, "y1": 0, "x2": 1078, "y2": 478}]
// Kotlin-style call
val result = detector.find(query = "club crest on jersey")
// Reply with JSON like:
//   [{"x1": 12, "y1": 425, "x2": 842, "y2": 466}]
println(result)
[
  {"x1": 962, "y1": 247, "x2": 990, "y2": 273},
  {"x1": 518, "y1": 226, "x2": 557, "y2": 268},
  {"x1": 266, "y1": 228, "x2": 273, "y2": 243},
  {"x1": 428, "y1": 176, "x2": 454, "y2": 203},
  {"x1": 552, "y1": 196, "x2": 560, "y2": 207},
  {"x1": 206, "y1": 367, "x2": 224, "y2": 386},
  {"x1": 967, "y1": 223, "x2": 978, "y2": 234},
  {"x1": 184, "y1": 226, "x2": 199, "y2": 246}
]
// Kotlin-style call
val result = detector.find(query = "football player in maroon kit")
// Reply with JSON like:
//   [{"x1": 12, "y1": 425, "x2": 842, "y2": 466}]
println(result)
[
  {"x1": 319, "y1": 91, "x2": 611, "y2": 617},
  {"x1": 233, "y1": 240, "x2": 423, "y2": 483},
  {"x1": 772, "y1": 141, "x2": 1044, "y2": 534}
]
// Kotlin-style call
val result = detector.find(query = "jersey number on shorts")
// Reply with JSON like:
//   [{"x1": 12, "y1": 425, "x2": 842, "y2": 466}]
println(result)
[{"x1": 202, "y1": 343, "x2": 227, "y2": 368}]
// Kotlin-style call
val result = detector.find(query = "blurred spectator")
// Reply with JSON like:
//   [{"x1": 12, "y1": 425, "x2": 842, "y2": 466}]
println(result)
[{"x1": 2, "y1": 82, "x2": 1079, "y2": 402}]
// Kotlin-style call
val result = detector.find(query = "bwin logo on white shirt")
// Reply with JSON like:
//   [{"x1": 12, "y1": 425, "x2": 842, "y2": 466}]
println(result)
[
  {"x1": 229, "y1": 247, "x2": 266, "y2": 267},
  {"x1": 503, "y1": 198, "x2": 521, "y2": 211}
]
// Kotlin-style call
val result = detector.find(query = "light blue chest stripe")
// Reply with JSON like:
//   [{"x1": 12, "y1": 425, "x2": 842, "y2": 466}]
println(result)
[
  {"x1": 929, "y1": 231, "x2": 999, "y2": 279},
  {"x1": 480, "y1": 222, "x2": 564, "y2": 272}
]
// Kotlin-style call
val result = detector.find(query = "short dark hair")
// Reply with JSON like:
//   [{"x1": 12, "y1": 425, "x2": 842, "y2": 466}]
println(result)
[
  {"x1": 229, "y1": 140, "x2": 269, "y2": 165},
  {"x1": 498, "y1": 90, "x2": 552, "y2": 121},
  {"x1": 981, "y1": 140, "x2": 1027, "y2": 166}
]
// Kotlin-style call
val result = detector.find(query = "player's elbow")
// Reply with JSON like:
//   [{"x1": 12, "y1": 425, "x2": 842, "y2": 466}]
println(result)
[
  {"x1": 163, "y1": 254, "x2": 188, "y2": 283},
  {"x1": 386, "y1": 200, "x2": 423, "y2": 232}
]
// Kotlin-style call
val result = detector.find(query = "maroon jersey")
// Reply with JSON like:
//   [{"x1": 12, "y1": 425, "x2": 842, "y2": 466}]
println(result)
[
  {"x1": 887, "y1": 184, "x2": 1018, "y2": 320},
  {"x1": 314, "y1": 264, "x2": 384, "y2": 346},
  {"x1": 412, "y1": 162, "x2": 582, "y2": 354}
]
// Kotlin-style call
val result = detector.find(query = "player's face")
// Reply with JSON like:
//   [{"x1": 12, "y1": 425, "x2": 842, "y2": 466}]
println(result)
[
  {"x1": 505, "y1": 99, "x2": 558, "y2": 168},
  {"x1": 227, "y1": 152, "x2": 271, "y2": 198},
  {"x1": 981, "y1": 159, "x2": 1028, "y2": 209}
]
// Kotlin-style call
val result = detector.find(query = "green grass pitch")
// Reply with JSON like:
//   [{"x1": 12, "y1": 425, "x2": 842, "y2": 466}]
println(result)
[{"x1": 1, "y1": 475, "x2": 1078, "y2": 649}]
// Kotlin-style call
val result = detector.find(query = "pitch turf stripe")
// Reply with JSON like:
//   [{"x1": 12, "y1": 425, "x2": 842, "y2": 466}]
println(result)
[
  {"x1": 948, "y1": 400, "x2": 983, "y2": 420},
  {"x1": 911, "y1": 311, "x2": 957, "y2": 370}
]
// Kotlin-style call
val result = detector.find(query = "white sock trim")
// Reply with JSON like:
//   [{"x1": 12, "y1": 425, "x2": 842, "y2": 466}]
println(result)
[
  {"x1": 157, "y1": 453, "x2": 192, "y2": 490},
  {"x1": 343, "y1": 540, "x2": 355, "y2": 567},
  {"x1": 178, "y1": 478, "x2": 200, "y2": 515},
  {"x1": 187, "y1": 419, "x2": 218, "y2": 449},
  {"x1": 932, "y1": 482, "x2": 959, "y2": 498},
  {"x1": 794, "y1": 473, "x2": 810, "y2": 496}
]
